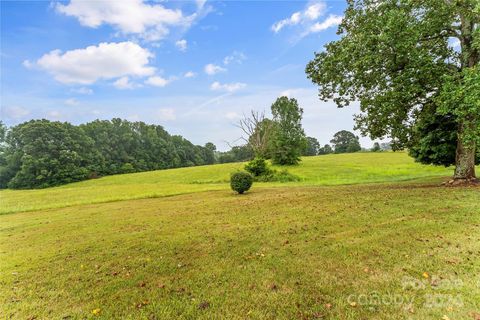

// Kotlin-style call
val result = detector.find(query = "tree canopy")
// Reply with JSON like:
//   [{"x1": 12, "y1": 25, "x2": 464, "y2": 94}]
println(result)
[
  {"x1": 330, "y1": 130, "x2": 361, "y2": 154},
  {"x1": 270, "y1": 96, "x2": 307, "y2": 165},
  {"x1": 303, "y1": 136, "x2": 321, "y2": 156},
  {"x1": 0, "y1": 119, "x2": 216, "y2": 189}
]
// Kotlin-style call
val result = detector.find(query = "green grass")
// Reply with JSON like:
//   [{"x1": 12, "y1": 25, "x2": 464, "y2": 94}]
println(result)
[
  {"x1": 2, "y1": 183, "x2": 480, "y2": 319},
  {"x1": 0, "y1": 152, "x2": 454, "y2": 214},
  {"x1": 1, "y1": 152, "x2": 479, "y2": 319}
]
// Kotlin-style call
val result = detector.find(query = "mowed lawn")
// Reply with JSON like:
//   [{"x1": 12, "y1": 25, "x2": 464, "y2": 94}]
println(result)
[
  {"x1": 1, "y1": 153, "x2": 479, "y2": 319},
  {"x1": 0, "y1": 152, "x2": 454, "y2": 214}
]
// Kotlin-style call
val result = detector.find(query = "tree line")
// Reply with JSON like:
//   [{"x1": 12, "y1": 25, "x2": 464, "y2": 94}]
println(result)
[{"x1": 0, "y1": 119, "x2": 216, "y2": 189}]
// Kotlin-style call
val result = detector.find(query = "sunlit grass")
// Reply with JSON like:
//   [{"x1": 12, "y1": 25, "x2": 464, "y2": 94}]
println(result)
[{"x1": 0, "y1": 152, "x2": 456, "y2": 214}]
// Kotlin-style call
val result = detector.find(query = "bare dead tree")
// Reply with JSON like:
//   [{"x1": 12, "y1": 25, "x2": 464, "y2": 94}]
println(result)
[{"x1": 235, "y1": 110, "x2": 274, "y2": 158}]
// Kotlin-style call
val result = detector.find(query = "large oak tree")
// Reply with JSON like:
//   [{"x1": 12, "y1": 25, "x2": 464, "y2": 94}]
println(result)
[{"x1": 306, "y1": 0, "x2": 479, "y2": 180}]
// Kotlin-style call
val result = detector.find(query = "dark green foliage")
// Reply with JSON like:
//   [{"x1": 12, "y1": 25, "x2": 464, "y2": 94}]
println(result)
[
  {"x1": 330, "y1": 130, "x2": 361, "y2": 154},
  {"x1": 230, "y1": 171, "x2": 253, "y2": 194},
  {"x1": 0, "y1": 119, "x2": 217, "y2": 189},
  {"x1": 318, "y1": 144, "x2": 333, "y2": 155},
  {"x1": 204, "y1": 143, "x2": 216, "y2": 165},
  {"x1": 0, "y1": 120, "x2": 96, "y2": 189},
  {"x1": 244, "y1": 158, "x2": 271, "y2": 177},
  {"x1": 409, "y1": 109, "x2": 480, "y2": 166},
  {"x1": 270, "y1": 96, "x2": 306, "y2": 165},
  {"x1": 371, "y1": 142, "x2": 381, "y2": 152},
  {"x1": 217, "y1": 145, "x2": 254, "y2": 163},
  {"x1": 303, "y1": 136, "x2": 320, "y2": 156}
]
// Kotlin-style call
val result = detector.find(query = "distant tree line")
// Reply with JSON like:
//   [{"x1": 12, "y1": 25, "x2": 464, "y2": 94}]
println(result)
[{"x1": 0, "y1": 119, "x2": 216, "y2": 189}]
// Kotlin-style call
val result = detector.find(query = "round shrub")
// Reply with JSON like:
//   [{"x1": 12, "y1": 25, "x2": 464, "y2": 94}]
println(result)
[
  {"x1": 244, "y1": 158, "x2": 271, "y2": 177},
  {"x1": 230, "y1": 171, "x2": 253, "y2": 194}
]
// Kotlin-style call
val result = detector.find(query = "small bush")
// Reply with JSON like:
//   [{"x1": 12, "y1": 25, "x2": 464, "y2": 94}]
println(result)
[
  {"x1": 230, "y1": 171, "x2": 253, "y2": 194},
  {"x1": 244, "y1": 158, "x2": 271, "y2": 177}
]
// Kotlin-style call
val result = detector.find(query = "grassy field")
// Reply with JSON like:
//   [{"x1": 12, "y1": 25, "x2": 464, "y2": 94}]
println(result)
[
  {"x1": 0, "y1": 152, "x2": 453, "y2": 214},
  {"x1": 1, "y1": 152, "x2": 479, "y2": 319}
]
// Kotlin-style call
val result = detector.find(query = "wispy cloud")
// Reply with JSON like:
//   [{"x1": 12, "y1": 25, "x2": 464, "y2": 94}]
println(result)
[
  {"x1": 204, "y1": 63, "x2": 226, "y2": 75},
  {"x1": 145, "y1": 76, "x2": 170, "y2": 87},
  {"x1": 71, "y1": 87, "x2": 93, "y2": 95},
  {"x1": 210, "y1": 81, "x2": 246, "y2": 92},
  {"x1": 304, "y1": 14, "x2": 343, "y2": 36},
  {"x1": 114, "y1": 76, "x2": 140, "y2": 89},
  {"x1": 271, "y1": 1, "x2": 341, "y2": 39},
  {"x1": 223, "y1": 51, "x2": 246, "y2": 65},
  {"x1": 184, "y1": 71, "x2": 196, "y2": 78},
  {"x1": 271, "y1": 1, "x2": 326, "y2": 33},
  {"x1": 175, "y1": 39, "x2": 188, "y2": 52}
]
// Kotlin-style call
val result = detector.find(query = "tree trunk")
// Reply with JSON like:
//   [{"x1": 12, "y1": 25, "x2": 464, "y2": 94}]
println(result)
[{"x1": 454, "y1": 123, "x2": 476, "y2": 180}]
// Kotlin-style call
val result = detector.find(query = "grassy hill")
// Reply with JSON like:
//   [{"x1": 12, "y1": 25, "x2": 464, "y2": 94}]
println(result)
[
  {"x1": 1, "y1": 152, "x2": 479, "y2": 319},
  {"x1": 0, "y1": 152, "x2": 453, "y2": 214}
]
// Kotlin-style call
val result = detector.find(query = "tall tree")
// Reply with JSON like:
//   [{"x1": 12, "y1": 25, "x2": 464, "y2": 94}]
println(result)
[
  {"x1": 303, "y1": 136, "x2": 321, "y2": 156},
  {"x1": 204, "y1": 142, "x2": 216, "y2": 165},
  {"x1": 306, "y1": 0, "x2": 479, "y2": 181},
  {"x1": 330, "y1": 130, "x2": 361, "y2": 153},
  {"x1": 270, "y1": 96, "x2": 306, "y2": 165}
]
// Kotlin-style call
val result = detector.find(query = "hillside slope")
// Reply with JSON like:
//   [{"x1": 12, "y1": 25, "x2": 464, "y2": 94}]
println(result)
[{"x1": 0, "y1": 152, "x2": 456, "y2": 214}]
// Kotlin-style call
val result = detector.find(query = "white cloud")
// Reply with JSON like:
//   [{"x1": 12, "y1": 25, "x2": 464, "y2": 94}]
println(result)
[
  {"x1": 304, "y1": 2, "x2": 325, "y2": 20},
  {"x1": 223, "y1": 51, "x2": 246, "y2": 65},
  {"x1": 156, "y1": 108, "x2": 176, "y2": 120},
  {"x1": 71, "y1": 87, "x2": 93, "y2": 95},
  {"x1": 34, "y1": 41, "x2": 155, "y2": 84},
  {"x1": 204, "y1": 63, "x2": 226, "y2": 75},
  {"x1": 307, "y1": 14, "x2": 343, "y2": 34},
  {"x1": 145, "y1": 76, "x2": 169, "y2": 87},
  {"x1": 175, "y1": 39, "x2": 188, "y2": 51},
  {"x1": 271, "y1": 1, "x2": 326, "y2": 33},
  {"x1": 64, "y1": 98, "x2": 80, "y2": 106},
  {"x1": 210, "y1": 81, "x2": 246, "y2": 92},
  {"x1": 55, "y1": 0, "x2": 201, "y2": 42},
  {"x1": 184, "y1": 71, "x2": 196, "y2": 78},
  {"x1": 114, "y1": 76, "x2": 137, "y2": 89}
]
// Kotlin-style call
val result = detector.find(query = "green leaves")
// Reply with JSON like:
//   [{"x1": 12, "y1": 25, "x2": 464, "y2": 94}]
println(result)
[
  {"x1": 437, "y1": 66, "x2": 480, "y2": 148},
  {"x1": 270, "y1": 97, "x2": 306, "y2": 165}
]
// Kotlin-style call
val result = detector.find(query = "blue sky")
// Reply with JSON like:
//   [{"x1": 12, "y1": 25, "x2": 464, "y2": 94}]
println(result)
[{"x1": 1, "y1": 0, "x2": 378, "y2": 150}]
